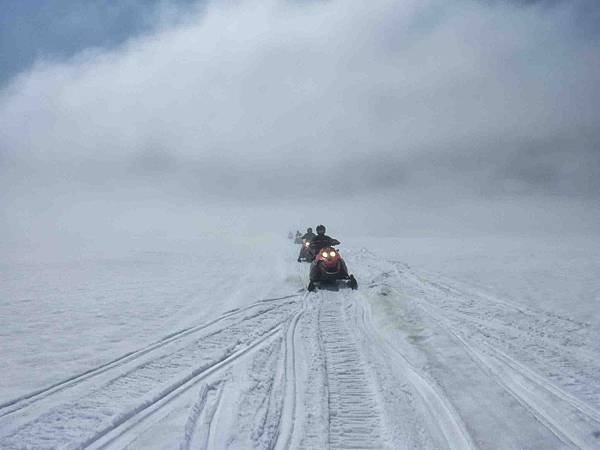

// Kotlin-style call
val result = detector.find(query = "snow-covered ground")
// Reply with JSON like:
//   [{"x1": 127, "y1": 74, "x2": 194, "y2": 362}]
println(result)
[{"x1": 1, "y1": 234, "x2": 600, "y2": 449}]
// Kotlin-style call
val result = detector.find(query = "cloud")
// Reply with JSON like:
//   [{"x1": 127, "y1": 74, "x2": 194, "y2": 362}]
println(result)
[
  {"x1": 0, "y1": 0, "x2": 203, "y2": 86},
  {"x1": 1, "y1": 0, "x2": 599, "y2": 206}
]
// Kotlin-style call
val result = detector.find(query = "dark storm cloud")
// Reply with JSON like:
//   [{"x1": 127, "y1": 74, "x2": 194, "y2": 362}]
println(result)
[
  {"x1": 0, "y1": 0, "x2": 201, "y2": 86},
  {"x1": 493, "y1": 0, "x2": 600, "y2": 38},
  {"x1": 1, "y1": 0, "x2": 599, "y2": 203}
]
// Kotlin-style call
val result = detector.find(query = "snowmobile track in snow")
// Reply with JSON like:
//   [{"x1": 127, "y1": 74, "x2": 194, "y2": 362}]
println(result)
[
  {"x1": 419, "y1": 301, "x2": 600, "y2": 450},
  {"x1": 392, "y1": 266, "x2": 600, "y2": 450},
  {"x1": 273, "y1": 302, "x2": 305, "y2": 450},
  {"x1": 0, "y1": 293, "x2": 301, "y2": 420},
  {"x1": 180, "y1": 379, "x2": 226, "y2": 450},
  {"x1": 8, "y1": 247, "x2": 598, "y2": 449},
  {"x1": 0, "y1": 293, "x2": 304, "y2": 449},
  {"x1": 318, "y1": 291, "x2": 385, "y2": 449},
  {"x1": 84, "y1": 323, "x2": 283, "y2": 449},
  {"x1": 348, "y1": 289, "x2": 475, "y2": 450}
]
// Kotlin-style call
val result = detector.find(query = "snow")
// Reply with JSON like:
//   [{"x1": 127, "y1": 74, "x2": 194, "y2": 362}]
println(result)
[{"x1": 1, "y1": 234, "x2": 600, "y2": 448}]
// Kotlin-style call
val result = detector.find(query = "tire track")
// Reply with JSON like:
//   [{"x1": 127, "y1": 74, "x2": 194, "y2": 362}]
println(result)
[
  {"x1": 316, "y1": 295, "x2": 332, "y2": 448},
  {"x1": 408, "y1": 269, "x2": 600, "y2": 405},
  {"x1": 181, "y1": 382, "x2": 212, "y2": 450},
  {"x1": 318, "y1": 291, "x2": 384, "y2": 449},
  {"x1": 370, "y1": 253, "x2": 600, "y2": 426},
  {"x1": 348, "y1": 290, "x2": 475, "y2": 450},
  {"x1": 0, "y1": 293, "x2": 300, "y2": 419},
  {"x1": 274, "y1": 300, "x2": 305, "y2": 450},
  {"x1": 400, "y1": 266, "x2": 600, "y2": 421},
  {"x1": 86, "y1": 326, "x2": 280, "y2": 450},
  {"x1": 486, "y1": 344, "x2": 600, "y2": 425},
  {"x1": 407, "y1": 281, "x2": 600, "y2": 421},
  {"x1": 396, "y1": 283, "x2": 600, "y2": 449},
  {"x1": 0, "y1": 299, "x2": 300, "y2": 449},
  {"x1": 228, "y1": 328, "x2": 286, "y2": 449},
  {"x1": 292, "y1": 293, "x2": 329, "y2": 450},
  {"x1": 357, "y1": 250, "x2": 600, "y2": 447},
  {"x1": 181, "y1": 380, "x2": 226, "y2": 450}
]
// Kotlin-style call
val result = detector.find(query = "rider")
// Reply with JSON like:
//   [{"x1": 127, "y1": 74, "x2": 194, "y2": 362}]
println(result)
[
  {"x1": 297, "y1": 227, "x2": 317, "y2": 262},
  {"x1": 308, "y1": 225, "x2": 349, "y2": 290},
  {"x1": 309, "y1": 225, "x2": 340, "y2": 252},
  {"x1": 302, "y1": 227, "x2": 316, "y2": 242}
]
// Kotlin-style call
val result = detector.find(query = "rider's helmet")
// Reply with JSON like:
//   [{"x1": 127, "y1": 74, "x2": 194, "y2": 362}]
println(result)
[
  {"x1": 316, "y1": 224, "x2": 326, "y2": 235},
  {"x1": 307, "y1": 227, "x2": 313, "y2": 233}
]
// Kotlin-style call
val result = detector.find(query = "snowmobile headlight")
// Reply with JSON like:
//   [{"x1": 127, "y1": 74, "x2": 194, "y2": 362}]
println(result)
[
  {"x1": 322, "y1": 252, "x2": 328, "y2": 258},
  {"x1": 329, "y1": 251, "x2": 336, "y2": 257},
  {"x1": 305, "y1": 242, "x2": 310, "y2": 247}
]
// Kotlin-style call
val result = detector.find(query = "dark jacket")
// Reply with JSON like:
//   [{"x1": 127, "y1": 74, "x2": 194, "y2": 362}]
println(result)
[
  {"x1": 309, "y1": 234, "x2": 340, "y2": 251},
  {"x1": 302, "y1": 231, "x2": 316, "y2": 242}
]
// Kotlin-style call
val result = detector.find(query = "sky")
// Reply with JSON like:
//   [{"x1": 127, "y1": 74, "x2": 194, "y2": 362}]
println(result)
[
  {"x1": 1, "y1": 0, "x2": 599, "y2": 256},
  {"x1": 0, "y1": 0, "x2": 203, "y2": 87}
]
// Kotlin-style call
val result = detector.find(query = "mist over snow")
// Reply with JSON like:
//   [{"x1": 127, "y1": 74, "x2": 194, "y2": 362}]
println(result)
[
  {"x1": 1, "y1": 0, "x2": 599, "y2": 258},
  {"x1": 3, "y1": 5, "x2": 600, "y2": 447}
]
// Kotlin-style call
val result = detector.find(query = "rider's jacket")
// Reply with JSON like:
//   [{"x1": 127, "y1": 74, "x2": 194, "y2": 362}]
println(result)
[
  {"x1": 302, "y1": 232, "x2": 316, "y2": 242},
  {"x1": 309, "y1": 235, "x2": 340, "y2": 252}
]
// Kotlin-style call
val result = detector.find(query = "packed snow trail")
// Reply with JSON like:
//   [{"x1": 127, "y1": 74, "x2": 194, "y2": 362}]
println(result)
[
  {"x1": 2, "y1": 246, "x2": 600, "y2": 448},
  {"x1": 318, "y1": 291, "x2": 384, "y2": 449}
]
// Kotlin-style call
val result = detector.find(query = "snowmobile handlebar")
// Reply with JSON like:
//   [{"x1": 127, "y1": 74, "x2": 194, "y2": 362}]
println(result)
[{"x1": 309, "y1": 239, "x2": 340, "y2": 249}]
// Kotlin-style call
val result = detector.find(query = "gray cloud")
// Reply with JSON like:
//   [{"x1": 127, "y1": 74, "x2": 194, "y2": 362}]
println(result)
[{"x1": 1, "y1": 0, "x2": 599, "y2": 249}]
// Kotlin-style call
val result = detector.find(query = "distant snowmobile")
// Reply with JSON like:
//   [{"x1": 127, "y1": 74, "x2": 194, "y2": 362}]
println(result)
[
  {"x1": 307, "y1": 246, "x2": 358, "y2": 291},
  {"x1": 297, "y1": 227, "x2": 317, "y2": 262},
  {"x1": 294, "y1": 231, "x2": 303, "y2": 244},
  {"x1": 297, "y1": 240, "x2": 314, "y2": 262}
]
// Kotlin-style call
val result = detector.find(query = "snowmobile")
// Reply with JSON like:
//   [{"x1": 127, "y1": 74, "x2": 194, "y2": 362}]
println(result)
[
  {"x1": 294, "y1": 231, "x2": 303, "y2": 244},
  {"x1": 297, "y1": 239, "x2": 314, "y2": 262},
  {"x1": 307, "y1": 246, "x2": 358, "y2": 291}
]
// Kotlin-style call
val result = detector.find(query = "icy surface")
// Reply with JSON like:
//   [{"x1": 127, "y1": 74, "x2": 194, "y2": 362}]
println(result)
[{"x1": 1, "y1": 235, "x2": 600, "y2": 449}]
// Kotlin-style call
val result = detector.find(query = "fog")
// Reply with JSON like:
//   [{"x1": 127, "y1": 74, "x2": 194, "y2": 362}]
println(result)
[{"x1": 1, "y1": 0, "x2": 599, "y2": 259}]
